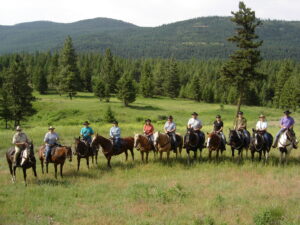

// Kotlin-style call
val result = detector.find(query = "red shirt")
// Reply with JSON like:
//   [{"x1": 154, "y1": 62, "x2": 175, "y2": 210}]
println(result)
[{"x1": 143, "y1": 124, "x2": 154, "y2": 135}]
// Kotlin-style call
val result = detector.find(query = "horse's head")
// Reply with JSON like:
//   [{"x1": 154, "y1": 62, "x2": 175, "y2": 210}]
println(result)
[
  {"x1": 228, "y1": 129, "x2": 239, "y2": 145},
  {"x1": 252, "y1": 129, "x2": 263, "y2": 147},
  {"x1": 153, "y1": 132, "x2": 160, "y2": 148},
  {"x1": 65, "y1": 146, "x2": 72, "y2": 162},
  {"x1": 20, "y1": 141, "x2": 34, "y2": 166},
  {"x1": 134, "y1": 133, "x2": 140, "y2": 148}
]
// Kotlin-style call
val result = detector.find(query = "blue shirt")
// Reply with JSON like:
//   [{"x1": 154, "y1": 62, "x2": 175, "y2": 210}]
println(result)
[
  {"x1": 280, "y1": 116, "x2": 295, "y2": 129},
  {"x1": 164, "y1": 122, "x2": 176, "y2": 132},
  {"x1": 44, "y1": 132, "x2": 59, "y2": 145},
  {"x1": 110, "y1": 126, "x2": 121, "y2": 139},
  {"x1": 80, "y1": 127, "x2": 94, "y2": 139}
]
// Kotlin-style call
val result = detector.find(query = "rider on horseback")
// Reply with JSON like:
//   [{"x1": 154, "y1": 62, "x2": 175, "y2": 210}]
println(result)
[
  {"x1": 110, "y1": 121, "x2": 121, "y2": 151},
  {"x1": 80, "y1": 121, "x2": 94, "y2": 145},
  {"x1": 234, "y1": 111, "x2": 250, "y2": 146},
  {"x1": 144, "y1": 119, "x2": 154, "y2": 143},
  {"x1": 12, "y1": 126, "x2": 29, "y2": 166},
  {"x1": 272, "y1": 110, "x2": 297, "y2": 149},
  {"x1": 187, "y1": 112, "x2": 204, "y2": 147},
  {"x1": 255, "y1": 114, "x2": 272, "y2": 148},
  {"x1": 164, "y1": 116, "x2": 177, "y2": 150},
  {"x1": 44, "y1": 126, "x2": 59, "y2": 163},
  {"x1": 213, "y1": 115, "x2": 226, "y2": 150}
]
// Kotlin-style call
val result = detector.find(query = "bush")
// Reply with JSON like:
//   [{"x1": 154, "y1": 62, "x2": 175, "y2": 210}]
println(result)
[
  {"x1": 157, "y1": 115, "x2": 168, "y2": 121},
  {"x1": 253, "y1": 207, "x2": 285, "y2": 225},
  {"x1": 104, "y1": 106, "x2": 116, "y2": 123}
]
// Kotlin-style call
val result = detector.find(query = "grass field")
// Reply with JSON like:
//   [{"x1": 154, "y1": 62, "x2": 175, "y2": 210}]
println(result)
[{"x1": 0, "y1": 93, "x2": 299, "y2": 225}]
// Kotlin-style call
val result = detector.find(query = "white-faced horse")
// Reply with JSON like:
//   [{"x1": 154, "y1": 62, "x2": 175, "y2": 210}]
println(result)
[{"x1": 277, "y1": 129, "x2": 296, "y2": 165}]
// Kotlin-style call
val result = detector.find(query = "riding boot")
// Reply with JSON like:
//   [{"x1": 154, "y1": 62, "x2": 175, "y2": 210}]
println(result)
[{"x1": 272, "y1": 138, "x2": 278, "y2": 148}]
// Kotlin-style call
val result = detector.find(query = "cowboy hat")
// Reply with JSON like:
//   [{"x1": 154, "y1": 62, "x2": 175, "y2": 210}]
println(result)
[
  {"x1": 145, "y1": 119, "x2": 151, "y2": 123},
  {"x1": 112, "y1": 120, "x2": 118, "y2": 124},
  {"x1": 191, "y1": 112, "x2": 198, "y2": 116},
  {"x1": 284, "y1": 110, "x2": 292, "y2": 114},
  {"x1": 83, "y1": 121, "x2": 90, "y2": 125},
  {"x1": 16, "y1": 126, "x2": 22, "y2": 131},
  {"x1": 238, "y1": 111, "x2": 244, "y2": 115},
  {"x1": 216, "y1": 115, "x2": 221, "y2": 118},
  {"x1": 259, "y1": 114, "x2": 265, "y2": 118},
  {"x1": 48, "y1": 126, "x2": 55, "y2": 130},
  {"x1": 168, "y1": 115, "x2": 173, "y2": 120}
]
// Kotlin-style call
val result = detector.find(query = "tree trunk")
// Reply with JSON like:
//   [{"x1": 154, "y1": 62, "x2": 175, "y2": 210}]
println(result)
[
  {"x1": 5, "y1": 119, "x2": 8, "y2": 129},
  {"x1": 69, "y1": 93, "x2": 72, "y2": 100},
  {"x1": 236, "y1": 94, "x2": 242, "y2": 116}
]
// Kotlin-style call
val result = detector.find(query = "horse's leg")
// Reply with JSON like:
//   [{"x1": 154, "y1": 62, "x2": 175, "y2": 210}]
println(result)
[
  {"x1": 159, "y1": 151, "x2": 162, "y2": 160},
  {"x1": 167, "y1": 150, "x2": 170, "y2": 161},
  {"x1": 259, "y1": 151, "x2": 262, "y2": 161},
  {"x1": 95, "y1": 151, "x2": 98, "y2": 165},
  {"x1": 194, "y1": 150, "x2": 197, "y2": 160},
  {"x1": 208, "y1": 149, "x2": 212, "y2": 160},
  {"x1": 107, "y1": 156, "x2": 112, "y2": 168},
  {"x1": 146, "y1": 152, "x2": 149, "y2": 163},
  {"x1": 231, "y1": 147, "x2": 235, "y2": 159},
  {"x1": 77, "y1": 157, "x2": 80, "y2": 171},
  {"x1": 8, "y1": 160, "x2": 13, "y2": 177},
  {"x1": 125, "y1": 150, "x2": 128, "y2": 161},
  {"x1": 12, "y1": 166, "x2": 17, "y2": 183},
  {"x1": 216, "y1": 149, "x2": 219, "y2": 161},
  {"x1": 130, "y1": 149, "x2": 134, "y2": 161},
  {"x1": 86, "y1": 157, "x2": 90, "y2": 169},
  {"x1": 32, "y1": 164, "x2": 37, "y2": 178},
  {"x1": 60, "y1": 163, "x2": 64, "y2": 178},
  {"x1": 141, "y1": 152, "x2": 144, "y2": 162},
  {"x1": 187, "y1": 150, "x2": 191, "y2": 165},
  {"x1": 54, "y1": 164, "x2": 58, "y2": 179},
  {"x1": 251, "y1": 151, "x2": 255, "y2": 162},
  {"x1": 280, "y1": 151, "x2": 283, "y2": 165},
  {"x1": 23, "y1": 167, "x2": 27, "y2": 186},
  {"x1": 40, "y1": 159, "x2": 44, "y2": 174},
  {"x1": 46, "y1": 162, "x2": 49, "y2": 174},
  {"x1": 91, "y1": 154, "x2": 94, "y2": 165}
]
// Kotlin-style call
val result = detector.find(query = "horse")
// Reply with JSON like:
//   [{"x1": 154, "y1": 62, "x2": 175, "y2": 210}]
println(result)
[
  {"x1": 38, "y1": 145, "x2": 72, "y2": 178},
  {"x1": 277, "y1": 129, "x2": 295, "y2": 165},
  {"x1": 207, "y1": 132, "x2": 224, "y2": 160},
  {"x1": 228, "y1": 129, "x2": 249, "y2": 160},
  {"x1": 74, "y1": 137, "x2": 98, "y2": 171},
  {"x1": 250, "y1": 129, "x2": 273, "y2": 162},
  {"x1": 6, "y1": 142, "x2": 37, "y2": 185},
  {"x1": 184, "y1": 128, "x2": 205, "y2": 163},
  {"x1": 153, "y1": 132, "x2": 183, "y2": 160},
  {"x1": 134, "y1": 134, "x2": 156, "y2": 163},
  {"x1": 91, "y1": 134, "x2": 134, "y2": 168}
]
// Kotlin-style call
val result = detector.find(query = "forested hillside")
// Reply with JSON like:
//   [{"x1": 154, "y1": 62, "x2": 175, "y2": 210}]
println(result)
[{"x1": 1, "y1": 17, "x2": 300, "y2": 59}]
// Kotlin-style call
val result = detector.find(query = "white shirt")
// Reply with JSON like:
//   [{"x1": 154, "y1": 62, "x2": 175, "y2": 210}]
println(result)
[
  {"x1": 188, "y1": 118, "x2": 202, "y2": 129},
  {"x1": 256, "y1": 121, "x2": 268, "y2": 130}
]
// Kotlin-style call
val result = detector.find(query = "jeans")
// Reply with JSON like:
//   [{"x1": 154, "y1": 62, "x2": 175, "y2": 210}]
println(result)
[
  {"x1": 147, "y1": 134, "x2": 154, "y2": 143},
  {"x1": 168, "y1": 132, "x2": 177, "y2": 148},
  {"x1": 195, "y1": 130, "x2": 205, "y2": 146},
  {"x1": 113, "y1": 137, "x2": 121, "y2": 150},
  {"x1": 83, "y1": 136, "x2": 92, "y2": 145},
  {"x1": 13, "y1": 146, "x2": 21, "y2": 165},
  {"x1": 45, "y1": 145, "x2": 52, "y2": 162}
]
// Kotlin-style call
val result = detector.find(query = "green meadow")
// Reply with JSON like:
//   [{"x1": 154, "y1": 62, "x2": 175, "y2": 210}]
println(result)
[{"x1": 0, "y1": 93, "x2": 299, "y2": 225}]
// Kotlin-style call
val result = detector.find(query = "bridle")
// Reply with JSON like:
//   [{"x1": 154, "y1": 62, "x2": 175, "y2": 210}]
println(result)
[{"x1": 230, "y1": 131, "x2": 244, "y2": 150}]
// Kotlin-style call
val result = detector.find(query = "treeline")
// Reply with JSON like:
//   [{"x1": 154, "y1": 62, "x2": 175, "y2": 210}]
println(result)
[{"x1": 0, "y1": 37, "x2": 300, "y2": 125}]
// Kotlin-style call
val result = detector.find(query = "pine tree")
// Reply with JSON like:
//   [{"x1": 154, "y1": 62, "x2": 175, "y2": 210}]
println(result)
[
  {"x1": 2, "y1": 55, "x2": 35, "y2": 126},
  {"x1": 140, "y1": 62, "x2": 154, "y2": 97},
  {"x1": 58, "y1": 36, "x2": 81, "y2": 99},
  {"x1": 272, "y1": 62, "x2": 292, "y2": 108},
  {"x1": 117, "y1": 72, "x2": 137, "y2": 106},
  {"x1": 153, "y1": 62, "x2": 166, "y2": 96},
  {"x1": 80, "y1": 62, "x2": 92, "y2": 92},
  {"x1": 93, "y1": 78, "x2": 105, "y2": 101},
  {"x1": 280, "y1": 76, "x2": 298, "y2": 110},
  {"x1": 165, "y1": 59, "x2": 180, "y2": 98},
  {"x1": 189, "y1": 75, "x2": 201, "y2": 102},
  {"x1": 221, "y1": 1, "x2": 263, "y2": 115},
  {"x1": 104, "y1": 106, "x2": 116, "y2": 123},
  {"x1": 101, "y1": 49, "x2": 116, "y2": 93},
  {"x1": 33, "y1": 65, "x2": 48, "y2": 94}
]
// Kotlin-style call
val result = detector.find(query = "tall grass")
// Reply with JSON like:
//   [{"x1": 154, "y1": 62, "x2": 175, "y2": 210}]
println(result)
[{"x1": 0, "y1": 93, "x2": 299, "y2": 225}]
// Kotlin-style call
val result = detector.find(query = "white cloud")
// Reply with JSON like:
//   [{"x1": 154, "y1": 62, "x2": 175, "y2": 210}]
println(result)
[{"x1": 0, "y1": 0, "x2": 299, "y2": 26}]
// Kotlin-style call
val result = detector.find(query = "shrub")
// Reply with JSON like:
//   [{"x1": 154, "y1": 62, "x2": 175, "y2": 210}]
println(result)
[
  {"x1": 104, "y1": 106, "x2": 116, "y2": 123},
  {"x1": 253, "y1": 207, "x2": 285, "y2": 225}
]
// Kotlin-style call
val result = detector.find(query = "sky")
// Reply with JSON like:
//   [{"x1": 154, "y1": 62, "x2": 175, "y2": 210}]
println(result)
[{"x1": 0, "y1": 0, "x2": 299, "y2": 27}]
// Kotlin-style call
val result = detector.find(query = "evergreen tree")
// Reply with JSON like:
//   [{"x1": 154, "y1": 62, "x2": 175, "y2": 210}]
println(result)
[
  {"x1": 165, "y1": 59, "x2": 180, "y2": 98},
  {"x1": 153, "y1": 62, "x2": 166, "y2": 96},
  {"x1": 104, "y1": 106, "x2": 116, "y2": 123},
  {"x1": 140, "y1": 62, "x2": 154, "y2": 97},
  {"x1": 58, "y1": 36, "x2": 81, "y2": 99},
  {"x1": 221, "y1": 1, "x2": 263, "y2": 114},
  {"x1": 272, "y1": 62, "x2": 292, "y2": 108},
  {"x1": 33, "y1": 65, "x2": 48, "y2": 94},
  {"x1": 2, "y1": 55, "x2": 35, "y2": 126},
  {"x1": 80, "y1": 62, "x2": 92, "y2": 92},
  {"x1": 280, "y1": 76, "x2": 298, "y2": 110},
  {"x1": 93, "y1": 78, "x2": 105, "y2": 101},
  {"x1": 189, "y1": 75, "x2": 202, "y2": 101},
  {"x1": 117, "y1": 72, "x2": 137, "y2": 106},
  {"x1": 101, "y1": 49, "x2": 116, "y2": 93},
  {"x1": 48, "y1": 52, "x2": 60, "y2": 92}
]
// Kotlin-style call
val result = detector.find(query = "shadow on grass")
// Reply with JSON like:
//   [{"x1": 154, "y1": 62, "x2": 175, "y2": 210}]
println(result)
[
  {"x1": 128, "y1": 105, "x2": 161, "y2": 111},
  {"x1": 36, "y1": 178, "x2": 70, "y2": 186}
]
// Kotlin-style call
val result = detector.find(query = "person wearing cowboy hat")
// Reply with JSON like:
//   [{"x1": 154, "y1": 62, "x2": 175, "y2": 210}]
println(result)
[
  {"x1": 44, "y1": 126, "x2": 59, "y2": 163},
  {"x1": 213, "y1": 115, "x2": 226, "y2": 150},
  {"x1": 234, "y1": 111, "x2": 250, "y2": 146},
  {"x1": 110, "y1": 121, "x2": 121, "y2": 151},
  {"x1": 164, "y1": 115, "x2": 177, "y2": 149},
  {"x1": 256, "y1": 114, "x2": 272, "y2": 148},
  {"x1": 80, "y1": 121, "x2": 94, "y2": 145},
  {"x1": 188, "y1": 112, "x2": 204, "y2": 146},
  {"x1": 273, "y1": 110, "x2": 297, "y2": 148},
  {"x1": 143, "y1": 119, "x2": 154, "y2": 143},
  {"x1": 12, "y1": 126, "x2": 29, "y2": 166}
]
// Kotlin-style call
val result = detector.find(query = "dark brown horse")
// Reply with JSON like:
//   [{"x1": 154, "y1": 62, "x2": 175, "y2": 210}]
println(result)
[
  {"x1": 134, "y1": 134, "x2": 156, "y2": 162},
  {"x1": 184, "y1": 128, "x2": 205, "y2": 163},
  {"x1": 250, "y1": 129, "x2": 273, "y2": 162},
  {"x1": 74, "y1": 137, "x2": 98, "y2": 171},
  {"x1": 38, "y1": 145, "x2": 72, "y2": 178},
  {"x1": 6, "y1": 142, "x2": 37, "y2": 185},
  {"x1": 91, "y1": 134, "x2": 134, "y2": 168},
  {"x1": 228, "y1": 129, "x2": 248, "y2": 160},
  {"x1": 206, "y1": 132, "x2": 224, "y2": 160}
]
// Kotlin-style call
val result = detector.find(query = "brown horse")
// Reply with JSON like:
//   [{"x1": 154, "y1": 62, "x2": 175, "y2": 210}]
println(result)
[
  {"x1": 74, "y1": 137, "x2": 98, "y2": 171},
  {"x1": 6, "y1": 142, "x2": 37, "y2": 185},
  {"x1": 153, "y1": 132, "x2": 183, "y2": 160},
  {"x1": 91, "y1": 134, "x2": 134, "y2": 168},
  {"x1": 38, "y1": 145, "x2": 72, "y2": 178},
  {"x1": 206, "y1": 132, "x2": 224, "y2": 160},
  {"x1": 134, "y1": 134, "x2": 156, "y2": 162}
]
